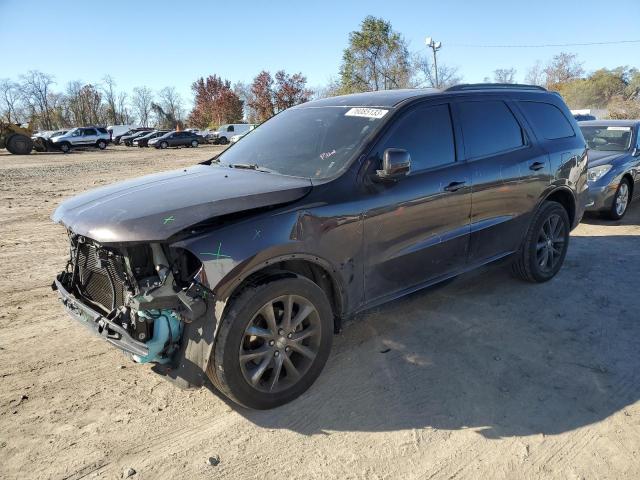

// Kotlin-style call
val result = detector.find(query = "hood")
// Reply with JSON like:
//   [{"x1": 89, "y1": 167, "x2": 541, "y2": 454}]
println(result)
[
  {"x1": 52, "y1": 164, "x2": 313, "y2": 243},
  {"x1": 587, "y1": 150, "x2": 629, "y2": 168}
]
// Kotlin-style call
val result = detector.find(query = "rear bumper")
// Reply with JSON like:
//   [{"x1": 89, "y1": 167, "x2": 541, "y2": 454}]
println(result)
[{"x1": 52, "y1": 273, "x2": 149, "y2": 358}]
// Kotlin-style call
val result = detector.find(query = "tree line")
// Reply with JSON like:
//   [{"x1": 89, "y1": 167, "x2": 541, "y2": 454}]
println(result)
[{"x1": 2, "y1": 15, "x2": 639, "y2": 130}]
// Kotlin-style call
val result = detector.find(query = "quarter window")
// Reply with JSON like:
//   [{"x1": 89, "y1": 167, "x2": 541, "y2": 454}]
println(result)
[
  {"x1": 376, "y1": 104, "x2": 456, "y2": 172},
  {"x1": 518, "y1": 101, "x2": 574, "y2": 139},
  {"x1": 458, "y1": 101, "x2": 524, "y2": 158}
]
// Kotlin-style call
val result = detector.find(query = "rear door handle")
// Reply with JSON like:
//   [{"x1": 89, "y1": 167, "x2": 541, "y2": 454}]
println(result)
[
  {"x1": 444, "y1": 181, "x2": 466, "y2": 192},
  {"x1": 529, "y1": 161, "x2": 545, "y2": 171}
]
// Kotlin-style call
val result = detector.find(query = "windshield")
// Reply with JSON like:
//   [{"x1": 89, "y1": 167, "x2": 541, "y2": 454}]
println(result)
[
  {"x1": 217, "y1": 106, "x2": 388, "y2": 178},
  {"x1": 581, "y1": 126, "x2": 633, "y2": 152}
]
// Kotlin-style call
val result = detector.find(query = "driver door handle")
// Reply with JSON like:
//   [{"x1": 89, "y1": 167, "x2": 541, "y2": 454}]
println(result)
[
  {"x1": 529, "y1": 161, "x2": 545, "y2": 171},
  {"x1": 444, "y1": 181, "x2": 466, "y2": 192}
]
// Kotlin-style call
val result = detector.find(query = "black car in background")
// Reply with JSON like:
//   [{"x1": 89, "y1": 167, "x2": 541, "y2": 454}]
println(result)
[
  {"x1": 579, "y1": 120, "x2": 640, "y2": 219},
  {"x1": 150, "y1": 130, "x2": 205, "y2": 148},
  {"x1": 121, "y1": 130, "x2": 153, "y2": 146},
  {"x1": 52, "y1": 85, "x2": 588, "y2": 409},
  {"x1": 113, "y1": 127, "x2": 151, "y2": 145},
  {"x1": 133, "y1": 130, "x2": 170, "y2": 147}
]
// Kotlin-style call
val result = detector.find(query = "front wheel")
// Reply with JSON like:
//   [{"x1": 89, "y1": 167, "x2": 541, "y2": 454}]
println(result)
[
  {"x1": 6, "y1": 134, "x2": 33, "y2": 155},
  {"x1": 191, "y1": 140, "x2": 198, "y2": 147},
  {"x1": 160, "y1": 141, "x2": 168, "y2": 149},
  {"x1": 607, "y1": 178, "x2": 631, "y2": 220},
  {"x1": 59, "y1": 142, "x2": 71, "y2": 153},
  {"x1": 512, "y1": 201, "x2": 570, "y2": 283},
  {"x1": 207, "y1": 276, "x2": 333, "y2": 409}
]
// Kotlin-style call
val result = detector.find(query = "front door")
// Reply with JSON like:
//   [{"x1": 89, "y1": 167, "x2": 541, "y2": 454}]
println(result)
[{"x1": 363, "y1": 102, "x2": 472, "y2": 302}]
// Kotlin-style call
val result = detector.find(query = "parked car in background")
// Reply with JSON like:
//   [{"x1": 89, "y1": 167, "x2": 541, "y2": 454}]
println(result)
[
  {"x1": 50, "y1": 127, "x2": 111, "y2": 153},
  {"x1": 579, "y1": 120, "x2": 640, "y2": 219},
  {"x1": 150, "y1": 130, "x2": 205, "y2": 148},
  {"x1": 209, "y1": 124, "x2": 255, "y2": 144},
  {"x1": 230, "y1": 125, "x2": 256, "y2": 143},
  {"x1": 52, "y1": 84, "x2": 587, "y2": 409},
  {"x1": 32, "y1": 129, "x2": 69, "y2": 152},
  {"x1": 574, "y1": 114, "x2": 596, "y2": 121},
  {"x1": 113, "y1": 127, "x2": 148, "y2": 145},
  {"x1": 133, "y1": 130, "x2": 170, "y2": 147},
  {"x1": 107, "y1": 125, "x2": 137, "y2": 143},
  {"x1": 122, "y1": 130, "x2": 153, "y2": 146}
]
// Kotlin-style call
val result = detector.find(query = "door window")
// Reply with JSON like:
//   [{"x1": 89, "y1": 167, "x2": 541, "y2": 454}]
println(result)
[
  {"x1": 375, "y1": 104, "x2": 456, "y2": 173},
  {"x1": 458, "y1": 101, "x2": 524, "y2": 159},
  {"x1": 83, "y1": 128, "x2": 97, "y2": 136}
]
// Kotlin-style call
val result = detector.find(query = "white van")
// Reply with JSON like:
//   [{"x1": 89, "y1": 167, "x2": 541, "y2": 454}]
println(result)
[{"x1": 211, "y1": 124, "x2": 255, "y2": 144}]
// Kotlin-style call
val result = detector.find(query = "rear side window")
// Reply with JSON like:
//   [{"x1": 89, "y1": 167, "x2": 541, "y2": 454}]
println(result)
[
  {"x1": 84, "y1": 128, "x2": 97, "y2": 136},
  {"x1": 519, "y1": 101, "x2": 575, "y2": 139},
  {"x1": 378, "y1": 103, "x2": 456, "y2": 172},
  {"x1": 457, "y1": 101, "x2": 524, "y2": 158}
]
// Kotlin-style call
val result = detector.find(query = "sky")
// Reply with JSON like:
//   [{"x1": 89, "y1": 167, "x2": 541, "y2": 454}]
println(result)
[{"x1": 1, "y1": 0, "x2": 639, "y2": 109}]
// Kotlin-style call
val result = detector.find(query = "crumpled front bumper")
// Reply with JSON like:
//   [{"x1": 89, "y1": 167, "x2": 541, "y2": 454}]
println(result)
[
  {"x1": 52, "y1": 273, "x2": 149, "y2": 358},
  {"x1": 585, "y1": 182, "x2": 617, "y2": 212}
]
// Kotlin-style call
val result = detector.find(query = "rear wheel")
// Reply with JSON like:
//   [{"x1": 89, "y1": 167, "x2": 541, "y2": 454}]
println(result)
[
  {"x1": 191, "y1": 140, "x2": 198, "y2": 147},
  {"x1": 6, "y1": 134, "x2": 33, "y2": 155},
  {"x1": 607, "y1": 178, "x2": 631, "y2": 220},
  {"x1": 207, "y1": 276, "x2": 333, "y2": 409},
  {"x1": 512, "y1": 201, "x2": 570, "y2": 283},
  {"x1": 96, "y1": 140, "x2": 107, "y2": 150},
  {"x1": 219, "y1": 136, "x2": 229, "y2": 145}
]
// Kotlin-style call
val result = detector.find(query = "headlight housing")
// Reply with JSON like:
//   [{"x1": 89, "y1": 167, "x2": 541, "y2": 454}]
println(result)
[{"x1": 587, "y1": 164, "x2": 612, "y2": 182}]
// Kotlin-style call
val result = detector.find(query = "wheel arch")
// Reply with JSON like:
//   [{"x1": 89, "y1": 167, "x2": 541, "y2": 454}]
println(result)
[
  {"x1": 218, "y1": 254, "x2": 346, "y2": 332},
  {"x1": 541, "y1": 186, "x2": 577, "y2": 228}
]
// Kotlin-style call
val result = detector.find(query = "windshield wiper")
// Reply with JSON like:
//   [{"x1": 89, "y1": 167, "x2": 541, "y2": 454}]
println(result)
[{"x1": 227, "y1": 163, "x2": 277, "y2": 174}]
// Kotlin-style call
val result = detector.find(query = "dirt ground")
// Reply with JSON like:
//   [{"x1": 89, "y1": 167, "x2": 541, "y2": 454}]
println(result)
[{"x1": 0, "y1": 145, "x2": 639, "y2": 480}]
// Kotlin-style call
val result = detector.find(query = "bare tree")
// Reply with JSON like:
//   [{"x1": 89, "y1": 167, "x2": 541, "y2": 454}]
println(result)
[
  {"x1": 102, "y1": 75, "x2": 119, "y2": 125},
  {"x1": 525, "y1": 61, "x2": 545, "y2": 86},
  {"x1": 0, "y1": 78, "x2": 23, "y2": 123},
  {"x1": 117, "y1": 92, "x2": 133, "y2": 125},
  {"x1": 413, "y1": 53, "x2": 461, "y2": 89},
  {"x1": 544, "y1": 52, "x2": 584, "y2": 88},
  {"x1": 493, "y1": 68, "x2": 517, "y2": 84},
  {"x1": 158, "y1": 86, "x2": 184, "y2": 123},
  {"x1": 19, "y1": 70, "x2": 55, "y2": 129},
  {"x1": 131, "y1": 86, "x2": 154, "y2": 127}
]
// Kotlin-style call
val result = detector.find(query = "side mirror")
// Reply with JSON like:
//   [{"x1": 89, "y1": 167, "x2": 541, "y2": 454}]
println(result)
[{"x1": 376, "y1": 148, "x2": 411, "y2": 181}]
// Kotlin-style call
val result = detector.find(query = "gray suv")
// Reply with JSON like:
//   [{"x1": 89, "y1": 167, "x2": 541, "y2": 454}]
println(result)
[{"x1": 51, "y1": 127, "x2": 111, "y2": 153}]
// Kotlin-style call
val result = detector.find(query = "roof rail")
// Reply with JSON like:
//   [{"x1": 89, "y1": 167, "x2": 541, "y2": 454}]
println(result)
[{"x1": 445, "y1": 83, "x2": 547, "y2": 92}]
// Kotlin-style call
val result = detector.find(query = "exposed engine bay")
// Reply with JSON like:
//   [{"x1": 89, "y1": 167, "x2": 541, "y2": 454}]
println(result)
[{"x1": 53, "y1": 231, "x2": 209, "y2": 365}]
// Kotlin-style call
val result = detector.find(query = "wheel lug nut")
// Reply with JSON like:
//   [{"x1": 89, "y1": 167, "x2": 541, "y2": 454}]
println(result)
[
  {"x1": 287, "y1": 333, "x2": 292, "y2": 339},
  {"x1": 268, "y1": 340, "x2": 275, "y2": 346},
  {"x1": 274, "y1": 350, "x2": 280, "y2": 357}
]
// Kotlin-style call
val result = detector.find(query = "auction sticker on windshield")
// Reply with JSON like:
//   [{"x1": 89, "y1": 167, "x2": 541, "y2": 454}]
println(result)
[
  {"x1": 607, "y1": 127, "x2": 631, "y2": 131},
  {"x1": 345, "y1": 107, "x2": 388, "y2": 119}
]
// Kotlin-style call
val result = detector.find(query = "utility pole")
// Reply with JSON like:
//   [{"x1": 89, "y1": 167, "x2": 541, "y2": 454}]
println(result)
[{"x1": 425, "y1": 37, "x2": 442, "y2": 88}]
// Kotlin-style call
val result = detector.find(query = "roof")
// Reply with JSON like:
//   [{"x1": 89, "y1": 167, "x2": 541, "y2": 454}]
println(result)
[
  {"x1": 300, "y1": 84, "x2": 553, "y2": 109},
  {"x1": 578, "y1": 119, "x2": 640, "y2": 127},
  {"x1": 302, "y1": 89, "x2": 440, "y2": 108}
]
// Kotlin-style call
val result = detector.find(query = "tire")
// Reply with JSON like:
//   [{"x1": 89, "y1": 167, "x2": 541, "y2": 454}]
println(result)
[
  {"x1": 96, "y1": 140, "x2": 107, "y2": 150},
  {"x1": 59, "y1": 142, "x2": 71, "y2": 153},
  {"x1": 218, "y1": 136, "x2": 229, "y2": 145},
  {"x1": 207, "y1": 276, "x2": 333, "y2": 409},
  {"x1": 160, "y1": 141, "x2": 168, "y2": 149},
  {"x1": 512, "y1": 201, "x2": 570, "y2": 283},
  {"x1": 607, "y1": 178, "x2": 631, "y2": 220},
  {"x1": 191, "y1": 140, "x2": 199, "y2": 148},
  {"x1": 6, "y1": 134, "x2": 33, "y2": 155}
]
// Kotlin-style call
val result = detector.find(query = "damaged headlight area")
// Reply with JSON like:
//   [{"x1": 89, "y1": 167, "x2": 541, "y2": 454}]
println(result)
[{"x1": 52, "y1": 232, "x2": 210, "y2": 365}]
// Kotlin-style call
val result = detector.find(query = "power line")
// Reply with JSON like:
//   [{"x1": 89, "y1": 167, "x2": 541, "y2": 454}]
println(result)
[{"x1": 448, "y1": 39, "x2": 640, "y2": 48}]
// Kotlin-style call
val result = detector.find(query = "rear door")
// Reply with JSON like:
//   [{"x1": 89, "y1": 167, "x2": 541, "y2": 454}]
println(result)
[
  {"x1": 452, "y1": 98, "x2": 550, "y2": 262},
  {"x1": 82, "y1": 128, "x2": 98, "y2": 146},
  {"x1": 363, "y1": 102, "x2": 472, "y2": 302}
]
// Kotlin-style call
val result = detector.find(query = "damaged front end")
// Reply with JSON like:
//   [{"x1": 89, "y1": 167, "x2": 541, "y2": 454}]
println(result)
[{"x1": 52, "y1": 232, "x2": 209, "y2": 366}]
